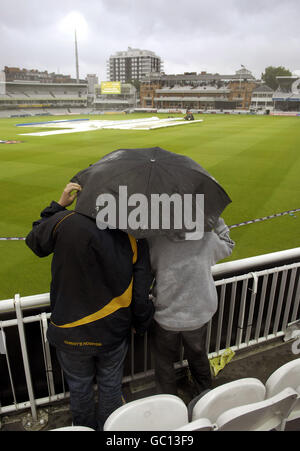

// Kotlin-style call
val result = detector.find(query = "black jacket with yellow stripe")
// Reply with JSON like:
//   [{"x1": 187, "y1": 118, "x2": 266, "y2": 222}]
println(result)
[{"x1": 26, "y1": 201, "x2": 154, "y2": 353}]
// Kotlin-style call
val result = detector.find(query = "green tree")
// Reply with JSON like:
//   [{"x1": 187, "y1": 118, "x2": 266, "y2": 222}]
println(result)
[{"x1": 261, "y1": 66, "x2": 292, "y2": 90}]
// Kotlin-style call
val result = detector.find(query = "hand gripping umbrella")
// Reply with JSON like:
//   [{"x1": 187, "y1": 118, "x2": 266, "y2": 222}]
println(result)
[{"x1": 71, "y1": 147, "x2": 232, "y2": 239}]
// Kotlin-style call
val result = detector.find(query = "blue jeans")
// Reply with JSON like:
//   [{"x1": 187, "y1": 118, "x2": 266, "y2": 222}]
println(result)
[{"x1": 56, "y1": 339, "x2": 128, "y2": 431}]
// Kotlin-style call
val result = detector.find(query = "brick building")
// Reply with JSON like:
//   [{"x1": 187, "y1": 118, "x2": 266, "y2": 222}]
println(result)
[
  {"x1": 4, "y1": 66, "x2": 86, "y2": 84},
  {"x1": 140, "y1": 67, "x2": 259, "y2": 111}
]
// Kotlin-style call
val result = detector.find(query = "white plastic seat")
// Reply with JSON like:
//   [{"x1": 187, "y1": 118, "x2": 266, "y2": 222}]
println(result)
[
  {"x1": 50, "y1": 426, "x2": 95, "y2": 431},
  {"x1": 215, "y1": 387, "x2": 298, "y2": 431},
  {"x1": 265, "y1": 358, "x2": 300, "y2": 422},
  {"x1": 103, "y1": 394, "x2": 188, "y2": 431},
  {"x1": 191, "y1": 378, "x2": 266, "y2": 423},
  {"x1": 174, "y1": 418, "x2": 214, "y2": 431}
]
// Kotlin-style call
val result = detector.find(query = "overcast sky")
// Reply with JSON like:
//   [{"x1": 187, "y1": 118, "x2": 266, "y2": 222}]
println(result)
[{"x1": 1, "y1": 0, "x2": 300, "y2": 81}]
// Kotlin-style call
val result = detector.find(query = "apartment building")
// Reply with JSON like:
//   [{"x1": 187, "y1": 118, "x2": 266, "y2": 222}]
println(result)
[
  {"x1": 107, "y1": 47, "x2": 163, "y2": 83},
  {"x1": 3, "y1": 66, "x2": 86, "y2": 84}
]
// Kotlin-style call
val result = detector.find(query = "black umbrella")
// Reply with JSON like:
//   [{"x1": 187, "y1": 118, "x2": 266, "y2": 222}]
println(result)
[{"x1": 71, "y1": 147, "x2": 231, "y2": 238}]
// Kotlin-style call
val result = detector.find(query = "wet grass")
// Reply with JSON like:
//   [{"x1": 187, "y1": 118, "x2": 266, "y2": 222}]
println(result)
[{"x1": 0, "y1": 113, "x2": 299, "y2": 299}]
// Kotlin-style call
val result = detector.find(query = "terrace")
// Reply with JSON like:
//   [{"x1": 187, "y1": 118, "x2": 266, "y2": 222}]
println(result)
[
  {"x1": 0, "y1": 81, "x2": 88, "y2": 111},
  {"x1": 1, "y1": 247, "x2": 299, "y2": 431}
]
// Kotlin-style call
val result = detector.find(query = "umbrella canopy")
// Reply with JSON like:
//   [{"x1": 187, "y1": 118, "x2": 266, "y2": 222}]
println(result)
[{"x1": 71, "y1": 147, "x2": 231, "y2": 238}]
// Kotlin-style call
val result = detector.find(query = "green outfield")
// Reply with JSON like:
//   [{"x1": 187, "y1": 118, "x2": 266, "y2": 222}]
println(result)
[{"x1": 0, "y1": 113, "x2": 299, "y2": 300}]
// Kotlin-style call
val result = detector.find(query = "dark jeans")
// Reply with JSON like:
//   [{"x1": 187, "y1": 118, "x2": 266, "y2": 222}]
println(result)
[
  {"x1": 56, "y1": 339, "x2": 128, "y2": 431},
  {"x1": 151, "y1": 321, "x2": 212, "y2": 396}
]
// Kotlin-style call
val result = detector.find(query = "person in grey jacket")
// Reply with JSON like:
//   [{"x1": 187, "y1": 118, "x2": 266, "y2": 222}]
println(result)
[{"x1": 148, "y1": 218, "x2": 235, "y2": 395}]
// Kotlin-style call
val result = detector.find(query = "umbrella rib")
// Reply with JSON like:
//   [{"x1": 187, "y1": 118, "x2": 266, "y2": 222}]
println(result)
[
  {"x1": 144, "y1": 160, "x2": 156, "y2": 198},
  {"x1": 93, "y1": 161, "x2": 148, "y2": 187},
  {"x1": 164, "y1": 159, "x2": 214, "y2": 178},
  {"x1": 161, "y1": 161, "x2": 231, "y2": 197},
  {"x1": 147, "y1": 160, "x2": 211, "y2": 189}
]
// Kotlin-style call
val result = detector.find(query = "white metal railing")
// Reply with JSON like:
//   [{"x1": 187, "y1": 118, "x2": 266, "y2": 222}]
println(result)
[{"x1": 0, "y1": 248, "x2": 299, "y2": 421}]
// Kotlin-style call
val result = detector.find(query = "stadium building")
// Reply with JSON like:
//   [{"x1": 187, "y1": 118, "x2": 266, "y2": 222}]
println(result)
[
  {"x1": 93, "y1": 82, "x2": 138, "y2": 111},
  {"x1": 0, "y1": 66, "x2": 88, "y2": 116},
  {"x1": 86, "y1": 74, "x2": 99, "y2": 106},
  {"x1": 139, "y1": 67, "x2": 259, "y2": 111},
  {"x1": 153, "y1": 84, "x2": 233, "y2": 110},
  {"x1": 273, "y1": 75, "x2": 300, "y2": 112},
  {"x1": 250, "y1": 84, "x2": 274, "y2": 113},
  {"x1": 107, "y1": 47, "x2": 163, "y2": 83}
]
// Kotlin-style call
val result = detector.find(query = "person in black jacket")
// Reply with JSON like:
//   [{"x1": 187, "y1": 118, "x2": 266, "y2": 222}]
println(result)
[{"x1": 26, "y1": 182, "x2": 154, "y2": 430}]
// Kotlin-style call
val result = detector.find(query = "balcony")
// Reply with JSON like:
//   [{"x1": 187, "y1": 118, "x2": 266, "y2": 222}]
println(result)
[{"x1": 0, "y1": 247, "x2": 299, "y2": 430}]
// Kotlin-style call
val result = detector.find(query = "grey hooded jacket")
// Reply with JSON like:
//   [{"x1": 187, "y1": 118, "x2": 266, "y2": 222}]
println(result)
[{"x1": 147, "y1": 218, "x2": 235, "y2": 331}]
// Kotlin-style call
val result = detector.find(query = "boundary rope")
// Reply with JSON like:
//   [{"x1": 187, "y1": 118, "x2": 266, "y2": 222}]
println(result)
[{"x1": 0, "y1": 208, "x2": 299, "y2": 240}]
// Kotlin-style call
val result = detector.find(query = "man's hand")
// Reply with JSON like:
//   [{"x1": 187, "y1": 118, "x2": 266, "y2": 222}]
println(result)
[{"x1": 58, "y1": 183, "x2": 82, "y2": 208}]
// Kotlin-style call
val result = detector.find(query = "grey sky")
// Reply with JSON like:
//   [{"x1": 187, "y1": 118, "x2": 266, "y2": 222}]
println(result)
[{"x1": 1, "y1": 0, "x2": 299, "y2": 80}]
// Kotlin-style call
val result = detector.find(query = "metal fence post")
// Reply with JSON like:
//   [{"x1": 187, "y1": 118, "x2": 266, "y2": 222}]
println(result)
[
  {"x1": 40, "y1": 312, "x2": 56, "y2": 397},
  {"x1": 14, "y1": 294, "x2": 38, "y2": 421}
]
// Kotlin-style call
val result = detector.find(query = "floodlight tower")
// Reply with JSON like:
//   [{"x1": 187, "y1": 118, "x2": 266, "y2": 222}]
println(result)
[{"x1": 75, "y1": 29, "x2": 79, "y2": 83}]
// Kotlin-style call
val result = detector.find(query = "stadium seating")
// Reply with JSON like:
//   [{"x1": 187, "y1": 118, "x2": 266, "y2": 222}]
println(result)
[
  {"x1": 176, "y1": 388, "x2": 298, "y2": 431},
  {"x1": 214, "y1": 387, "x2": 298, "y2": 431},
  {"x1": 174, "y1": 418, "x2": 215, "y2": 431},
  {"x1": 50, "y1": 426, "x2": 95, "y2": 431},
  {"x1": 101, "y1": 365, "x2": 300, "y2": 431},
  {"x1": 190, "y1": 378, "x2": 266, "y2": 424},
  {"x1": 265, "y1": 358, "x2": 300, "y2": 423},
  {"x1": 103, "y1": 394, "x2": 189, "y2": 431},
  {"x1": 187, "y1": 361, "x2": 300, "y2": 431},
  {"x1": 101, "y1": 379, "x2": 299, "y2": 431}
]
